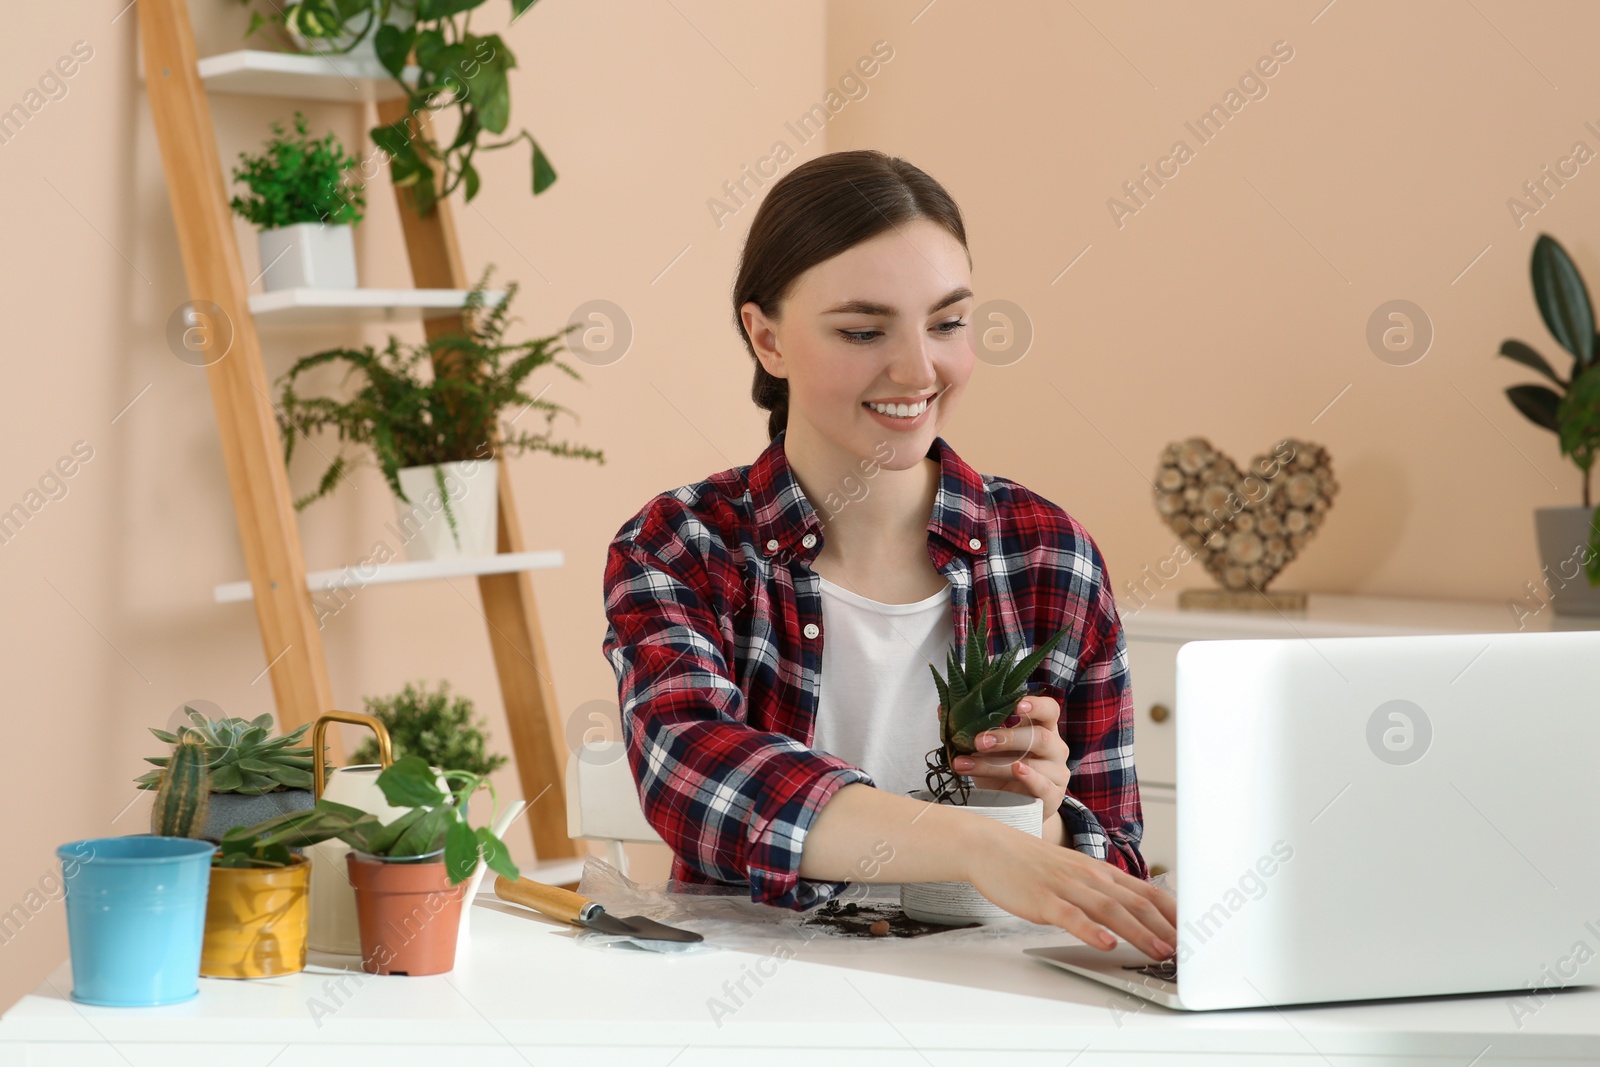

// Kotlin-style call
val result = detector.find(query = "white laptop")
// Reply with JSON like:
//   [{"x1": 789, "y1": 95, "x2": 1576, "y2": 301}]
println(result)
[{"x1": 1025, "y1": 629, "x2": 1600, "y2": 1011}]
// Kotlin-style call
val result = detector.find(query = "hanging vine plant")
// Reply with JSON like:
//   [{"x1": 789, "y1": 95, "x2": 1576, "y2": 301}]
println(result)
[{"x1": 240, "y1": 0, "x2": 555, "y2": 217}]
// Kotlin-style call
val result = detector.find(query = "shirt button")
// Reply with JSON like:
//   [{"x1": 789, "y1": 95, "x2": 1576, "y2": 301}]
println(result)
[
  {"x1": 765, "y1": 538, "x2": 779, "y2": 552},
  {"x1": 803, "y1": 622, "x2": 820, "y2": 639},
  {"x1": 801, "y1": 533, "x2": 817, "y2": 549},
  {"x1": 968, "y1": 537, "x2": 983, "y2": 551}
]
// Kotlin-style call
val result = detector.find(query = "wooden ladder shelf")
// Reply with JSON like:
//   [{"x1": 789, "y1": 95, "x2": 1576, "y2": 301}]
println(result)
[{"x1": 137, "y1": 0, "x2": 580, "y2": 881}]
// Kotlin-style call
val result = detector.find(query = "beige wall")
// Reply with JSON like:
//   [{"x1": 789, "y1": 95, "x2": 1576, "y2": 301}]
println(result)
[{"x1": 3, "y1": 0, "x2": 1597, "y2": 1009}]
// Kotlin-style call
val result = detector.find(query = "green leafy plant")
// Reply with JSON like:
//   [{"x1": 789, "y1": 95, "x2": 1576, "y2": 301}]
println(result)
[
  {"x1": 351, "y1": 680, "x2": 508, "y2": 778},
  {"x1": 136, "y1": 708, "x2": 330, "y2": 795},
  {"x1": 152, "y1": 735, "x2": 212, "y2": 838},
  {"x1": 275, "y1": 267, "x2": 604, "y2": 520},
  {"x1": 336, "y1": 755, "x2": 520, "y2": 885},
  {"x1": 213, "y1": 800, "x2": 378, "y2": 869},
  {"x1": 924, "y1": 605, "x2": 1071, "y2": 806},
  {"x1": 229, "y1": 111, "x2": 366, "y2": 230},
  {"x1": 239, "y1": 0, "x2": 555, "y2": 218},
  {"x1": 1496, "y1": 232, "x2": 1600, "y2": 583}
]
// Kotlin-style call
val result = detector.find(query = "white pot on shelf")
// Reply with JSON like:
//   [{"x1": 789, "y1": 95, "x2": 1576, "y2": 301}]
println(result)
[
  {"x1": 1533, "y1": 505, "x2": 1600, "y2": 617},
  {"x1": 288, "y1": 7, "x2": 417, "y2": 64},
  {"x1": 900, "y1": 788, "x2": 1042, "y2": 925},
  {"x1": 393, "y1": 459, "x2": 499, "y2": 561},
  {"x1": 257, "y1": 223, "x2": 358, "y2": 291}
]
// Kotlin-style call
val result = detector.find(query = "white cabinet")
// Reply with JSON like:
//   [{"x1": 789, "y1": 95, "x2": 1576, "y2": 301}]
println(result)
[{"x1": 1119, "y1": 591, "x2": 1600, "y2": 877}]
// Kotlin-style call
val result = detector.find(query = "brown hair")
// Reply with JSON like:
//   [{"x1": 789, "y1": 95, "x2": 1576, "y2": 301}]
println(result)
[{"x1": 731, "y1": 150, "x2": 969, "y2": 443}]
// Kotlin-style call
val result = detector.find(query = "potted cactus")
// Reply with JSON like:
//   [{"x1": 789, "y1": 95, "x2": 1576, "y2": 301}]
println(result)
[
  {"x1": 200, "y1": 802, "x2": 378, "y2": 978},
  {"x1": 1497, "y1": 232, "x2": 1600, "y2": 615},
  {"x1": 336, "y1": 755, "x2": 519, "y2": 976},
  {"x1": 137, "y1": 707, "x2": 332, "y2": 843},
  {"x1": 901, "y1": 605, "x2": 1071, "y2": 925}
]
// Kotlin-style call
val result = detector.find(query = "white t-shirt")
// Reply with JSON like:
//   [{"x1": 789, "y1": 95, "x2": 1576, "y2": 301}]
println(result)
[{"x1": 812, "y1": 573, "x2": 954, "y2": 797}]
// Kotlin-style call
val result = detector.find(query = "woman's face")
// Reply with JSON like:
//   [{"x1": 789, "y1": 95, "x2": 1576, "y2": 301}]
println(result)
[{"x1": 742, "y1": 218, "x2": 975, "y2": 469}]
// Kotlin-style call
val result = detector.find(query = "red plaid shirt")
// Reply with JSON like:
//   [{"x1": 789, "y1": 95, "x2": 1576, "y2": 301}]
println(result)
[{"x1": 601, "y1": 430, "x2": 1147, "y2": 911}]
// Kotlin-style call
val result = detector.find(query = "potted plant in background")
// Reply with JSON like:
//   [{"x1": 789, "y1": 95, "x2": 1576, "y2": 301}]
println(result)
[
  {"x1": 275, "y1": 269, "x2": 605, "y2": 560},
  {"x1": 57, "y1": 736, "x2": 218, "y2": 1006},
  {"x1": 1497, "y1": 232, "x2": 1600, "y2": 615},
  {"x1": 900, "y1": 606, "x2": 1070, "y2": 925},
  {"x1": 335, "y1": 755, "x2": 520, "y2": 975},
  {"x1": 351, "y1": 680, "x2": 509, "y2": 778},
  {"x1": 230, "y1": 111, "x2": 365, "y2": 292},
  {"x1": 201, "y1": 802, "x2": 377, "y2": 978},
  {"x1": 239, "y1": 0, "x2": 555, "y2": 218},
  {"x1": 137, "y1": 706, "x2": 332, "y2": 843}
]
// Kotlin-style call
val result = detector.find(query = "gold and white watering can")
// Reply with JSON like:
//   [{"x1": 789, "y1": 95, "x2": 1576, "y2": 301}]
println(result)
[{"x1": 305, "y1": 710, "x2": 407, "y2": 956}]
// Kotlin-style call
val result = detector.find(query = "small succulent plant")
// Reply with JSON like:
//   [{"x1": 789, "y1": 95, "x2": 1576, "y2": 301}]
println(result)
[
  {"x1": 925, "y1": 605, "x2": 1072, "y2": 805},
  {"x1": 136, "y1": 707, "x2": 328, "y2": 795}
]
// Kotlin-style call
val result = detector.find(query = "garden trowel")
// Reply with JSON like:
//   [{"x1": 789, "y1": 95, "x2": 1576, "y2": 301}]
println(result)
[{"x1": 493, "y1": 875, "x2": 705, "y2": 949}]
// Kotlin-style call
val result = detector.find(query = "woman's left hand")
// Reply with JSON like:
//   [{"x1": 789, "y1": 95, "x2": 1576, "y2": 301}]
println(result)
[{"x1": 951, "y1": 695, "x2": 1071, "y2": 840}]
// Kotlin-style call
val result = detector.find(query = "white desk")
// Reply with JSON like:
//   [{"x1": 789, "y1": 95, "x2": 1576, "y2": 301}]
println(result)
[{"x1": 4, "y1": 886, "x2": 1598, "y2": 1064}]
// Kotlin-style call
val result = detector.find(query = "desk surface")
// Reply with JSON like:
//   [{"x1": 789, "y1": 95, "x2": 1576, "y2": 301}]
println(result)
[{"x1": 4, "y1": 888, "x2": 1598, "y2": 1065}]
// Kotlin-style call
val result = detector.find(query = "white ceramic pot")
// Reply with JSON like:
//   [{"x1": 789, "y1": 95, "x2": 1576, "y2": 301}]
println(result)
[
  {"x1": 257, "y1": 223, "x2": 357, "y2": 291},
  {"x1": 1533, "y1": 505, "x2": 1600, "y2": 617},
  {"x1": 289, "y1": 7, "x2": 416, "y2": 64},
  {"x1": 900, "y1": 788, "x2": 1043, "y2": 925},
  {"x1": 393, "y1": 459, "x2": 499, "y2": 561}
]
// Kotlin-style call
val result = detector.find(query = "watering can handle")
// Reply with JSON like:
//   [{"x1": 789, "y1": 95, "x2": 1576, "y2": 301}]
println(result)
[{"x1": 312, "y1": 711, "x2": 393, "y2": 800}]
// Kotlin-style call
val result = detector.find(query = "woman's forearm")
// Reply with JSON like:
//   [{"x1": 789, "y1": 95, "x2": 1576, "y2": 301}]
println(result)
[{"x1": 797, "y1": 782, "x2": 991, "y2": 884}]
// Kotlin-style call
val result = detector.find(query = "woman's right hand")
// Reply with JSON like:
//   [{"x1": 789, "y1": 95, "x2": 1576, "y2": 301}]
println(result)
[{"x1": 961, "y1": 820, "x2": 1178, "y2": 960}]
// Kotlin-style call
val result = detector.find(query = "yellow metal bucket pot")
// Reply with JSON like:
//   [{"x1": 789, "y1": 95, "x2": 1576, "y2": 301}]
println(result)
[{"x1": 200, "y1": 854, "x2": 311, "y2": 978}]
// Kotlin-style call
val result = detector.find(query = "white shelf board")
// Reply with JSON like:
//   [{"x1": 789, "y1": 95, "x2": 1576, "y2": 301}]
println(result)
[
  {"x1": 215, "y1": 549, "x2": 564, "y2": 604},
  {"x1": 196, "y1": 49, "x2": 418, "y2": 103},
  {"x1": 248, "y1": 287, "x2": 506, "y2": 325}
]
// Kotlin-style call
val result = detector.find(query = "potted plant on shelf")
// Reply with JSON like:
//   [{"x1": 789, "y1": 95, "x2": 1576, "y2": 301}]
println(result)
[
  {"x1": 1497, "y1": 232, "x2": 1600, "y2": 615},
  {"x1": 900, "y1": 605, "x2": 1071, "y2": 926},
  {"x1": 351, "y1": 680, "x2": 509, "y2": 778},
  {"x1": 230, "y1": 111, "x2": 365, "y2": 292},
  {"x1": 334, "y1": 755, "x2": 520, "y2": 975},
  {"x1": 136, "y1": 706, "x2": 332, "y2": 843},
  {"x1": 201, "y1": 801, "x2": 378, "y2": 978},
  {"x1": 238, "y1": 0, "x2": 555, "y2": 218},
  {"x1": 275, "y1": 269, "x2": 605, "y2": 560},
  {"x1": 56, "y1": 737, "x2": 218, "y2": 1006}
]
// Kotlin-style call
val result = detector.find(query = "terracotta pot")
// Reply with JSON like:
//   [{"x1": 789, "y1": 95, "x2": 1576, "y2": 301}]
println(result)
[
  {"x1": 346, "y1": 852, "x2": 467, "y2": 976},
  {"x1": 200, "y1": 855, "x2": 310, "y2": 978}
]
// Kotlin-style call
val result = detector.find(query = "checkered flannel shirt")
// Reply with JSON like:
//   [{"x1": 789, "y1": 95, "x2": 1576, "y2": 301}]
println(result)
[{"x1": 601, "y1": 429, "x2": 1147, "y2": 911}]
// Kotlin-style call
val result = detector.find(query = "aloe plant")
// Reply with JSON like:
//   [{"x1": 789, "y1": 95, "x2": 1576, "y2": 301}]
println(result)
[
  {"x1": 136, "y1": 707, "x2": 329, "y2": 795},
  {"x1": 924, "y1": 604, "x2": 1071, "y2": 805},
  {"x1": 1496, "y1": 232, "x2": 1600, "y2": 583}
]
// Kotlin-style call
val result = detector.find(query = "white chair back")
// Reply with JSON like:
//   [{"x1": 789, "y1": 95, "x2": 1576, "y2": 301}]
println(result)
[{"x1": 565, "y1": 741, "x2": 662, "y2": 878}]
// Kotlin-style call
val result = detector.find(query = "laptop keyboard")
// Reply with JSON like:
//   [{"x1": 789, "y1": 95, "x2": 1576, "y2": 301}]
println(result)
[{"x1": 1122, "y1": 959, "x2": 1178, "y2": 983}]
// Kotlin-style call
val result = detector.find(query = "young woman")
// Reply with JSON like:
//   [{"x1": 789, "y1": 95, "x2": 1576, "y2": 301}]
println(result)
[{"x1": 602, "y1": 150, "x2": 1177, "y2": 960}]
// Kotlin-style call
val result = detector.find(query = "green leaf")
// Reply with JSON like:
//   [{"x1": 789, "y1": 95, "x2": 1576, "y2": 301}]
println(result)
[
  {"x1": 209, "y1": 764, "x2": 245, "y2": 793},
  {"x1": 149, "y1": 727, "x2": 179, "y2": 744},
  {"x1": 362, "y1": 807, "x2": 428, "y2": 855},
  {"x1": 377, "y1": 755, "x2": 448, "y2": 807},
  {"x1": 393, "y1": 806, "x2": 449, "y2": 857},
  {"x1": 476, "y1": 826, "x2": 519, "y2": 881},
  {"x1": 530, "y1": 136, "x2": 556, "y2": 195},
  {"x1": 1532, "y1": 234, "x2": 1596, "y2": 369},
  {"x1": 461, "y1": 160, "x2": 480, "y2": 202},
  {"x1": 419, "y1": 0, "x2": 487, "y2": 18},
  {"x1": 510, "y1": 0, "x2": 541, "y2": 17},
  {"x1": 374, "y1": 23, "x2": 416, "y2": 79},
  {"x1": 1557, "y1": 365, "x2": 1600, "y2": 470},
  {"x1": 1507, "y1": 383, "x2": 1562, "y2": 433},
  {"x1": 1498, "y1": 340, "x2": 1566, "y2": 387},
  {"x1": 445, "y1": 818, "x2": 478, "y2": 884}
]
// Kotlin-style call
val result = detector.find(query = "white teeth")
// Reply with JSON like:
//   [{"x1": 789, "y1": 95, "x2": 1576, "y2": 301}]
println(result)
[{"x1": 867, "y1": 396, "x2": 931, "y2": 418}]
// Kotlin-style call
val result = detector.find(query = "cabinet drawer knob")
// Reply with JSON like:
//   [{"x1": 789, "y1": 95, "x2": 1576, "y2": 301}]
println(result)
[{"x1": 1149, "y1": 703, "x2": 1171, "y2": 723}]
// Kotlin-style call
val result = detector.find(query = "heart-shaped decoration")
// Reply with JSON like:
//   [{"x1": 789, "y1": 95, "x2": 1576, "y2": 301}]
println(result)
[{"x1": 1152, "y1": 437, "x2": 1339, "y2": 592}]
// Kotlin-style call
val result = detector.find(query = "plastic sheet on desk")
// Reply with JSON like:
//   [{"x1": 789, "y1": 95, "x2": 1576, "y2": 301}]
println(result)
[{"x1": 574, "y1": 854, "x2": 1175, "y2": 953}]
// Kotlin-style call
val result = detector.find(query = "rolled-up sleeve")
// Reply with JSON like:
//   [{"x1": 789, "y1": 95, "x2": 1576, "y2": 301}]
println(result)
[
  {"x1": 601, "y1": 514, "x2": 874, "y2": 910},
  {"x1": 1037, "y1": 525, "x2": 1149, "y2": 879}
]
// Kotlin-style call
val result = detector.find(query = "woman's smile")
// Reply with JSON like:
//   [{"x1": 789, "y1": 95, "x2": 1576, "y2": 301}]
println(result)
[{"x1": 862, "y1": 387, "x2": 942, "y2": 429}]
